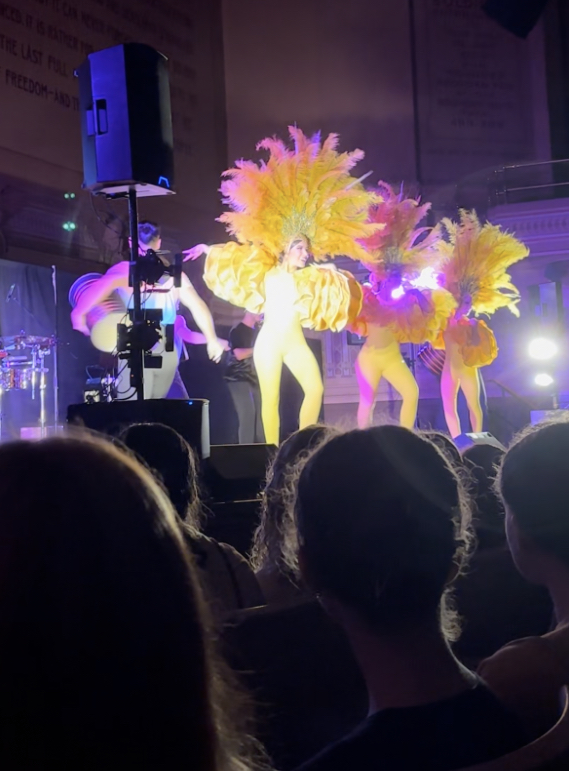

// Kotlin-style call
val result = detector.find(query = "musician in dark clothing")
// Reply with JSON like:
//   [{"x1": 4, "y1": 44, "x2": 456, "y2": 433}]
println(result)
[{"x1": 225, "y1": 312, "x2": 265, "y2": 444}]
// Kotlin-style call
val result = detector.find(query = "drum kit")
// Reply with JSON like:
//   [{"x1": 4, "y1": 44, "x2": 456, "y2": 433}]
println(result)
[{"x1": 0, "y1": 332, "x2": 55, "y2": 438}]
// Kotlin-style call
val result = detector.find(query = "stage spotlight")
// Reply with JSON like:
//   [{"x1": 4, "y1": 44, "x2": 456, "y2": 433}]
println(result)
[
  {"x1": 535, "y1": 373, "x2": 554, "y2": 387},
  {"x1": 528, "y1": 337, "x2": 558, "y2": 361}
]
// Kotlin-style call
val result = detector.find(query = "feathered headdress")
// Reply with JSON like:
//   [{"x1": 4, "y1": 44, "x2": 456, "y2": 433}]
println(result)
[
  {"x1": 438, "y1": 210, "x2": 529, "y2": 317},
  {"x1": 358, "y1": 182, "x2": 441, "y2": 280},
  {"x1": 217, "y1": 127, "x2": 381, "y2": 262}
]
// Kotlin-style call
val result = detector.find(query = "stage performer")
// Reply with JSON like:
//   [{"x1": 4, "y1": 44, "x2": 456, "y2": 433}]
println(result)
[
  {"x1": 70, "y1": 220, "x2": 225, "y2": 400},
  {"x1": 185, "y1": 128, "x2": 379, "y2": 445},
  {"x1": 351, "y1": 183, "x2": 456, "y2": 429},
  {"x1": 434, "y1": 210, "x2": 529, "y2": 438},
  {"x1": 224, "y1": 311, "x2": 265, "y2": 444}
]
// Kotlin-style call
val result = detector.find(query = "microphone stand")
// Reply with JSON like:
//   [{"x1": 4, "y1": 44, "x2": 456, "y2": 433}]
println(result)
[
  {"x1": 8, "y1": 288, "x2": 46, "y2": 332},
  {"x1": 51, "y1": 265, "x2": 59, "y2": 431}
]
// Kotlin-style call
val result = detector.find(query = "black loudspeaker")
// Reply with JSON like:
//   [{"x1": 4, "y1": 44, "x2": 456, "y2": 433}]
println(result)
[
  {"x1": 454, "y1": 432, "x2": 506, "y2": 452},
  {"x1": 203, "y1": 444, "x2": 276, "y2": 503},
  {"x1": 483, "y1": 0, "x2": 550, "y2": 38},
  {"x1": 76, "y1": 43, "x2": 175, "y2": 197},
  {"x1": 67, "y1": 399, "x2": 210, "y2": 458}
]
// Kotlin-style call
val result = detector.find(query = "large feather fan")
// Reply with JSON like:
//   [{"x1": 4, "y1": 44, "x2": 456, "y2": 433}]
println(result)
[
  {"x1": 438, "y1": 210, "x2": 529, "y2": 317},
  {"x1": 217, "y1": 127, "x2": 381, "y2": 262},
  {"x1": 358, "y1": 182, "x2": 441, "y2": 279}
]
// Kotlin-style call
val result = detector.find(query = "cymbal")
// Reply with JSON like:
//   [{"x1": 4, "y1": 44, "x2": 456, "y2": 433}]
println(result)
[
  {"x1": 21, "y1": 336, "x2": 54, "y2": 347},
  {"x1": 1, "y1": 335, "x2": 54, "y2": 349}
]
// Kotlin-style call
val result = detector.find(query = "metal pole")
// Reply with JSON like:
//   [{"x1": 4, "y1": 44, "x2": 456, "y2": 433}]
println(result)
[
  {"x1": 127, "y1": 188, "x2": 144, "y2": 401},
  {"x1": 555, "y1": 279, "x2": 564, "y2": 410},
  {"x1": 51, "y1": 265, "x2": 59, "y2": 430},
  {"x1": 408, "y1": 0, "x2": 424, "y2": 194}
]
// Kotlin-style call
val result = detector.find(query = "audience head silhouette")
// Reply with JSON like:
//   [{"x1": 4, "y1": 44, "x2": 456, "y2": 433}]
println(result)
[
  {"x1": 252, "y1": 424, "x2": 337, "y2": 574},
  {"x1": 499, "y1": 417, "x2": 569, "y2": 583},
  {"x1": 119, "y1": 422, "x2": 202, "y2": 530},
  {"x1": 0, "y1": 434, "x2": 260, "y2": 770},
  {"x1": 463, "y1": 443, "x2": 505, "y2": 548},
  {"x1": 422, "y1": 430, "x2": 463, "y2": 469},
  {"x1": 296, "y1": 425, "x2": 470, "y2": 635}
]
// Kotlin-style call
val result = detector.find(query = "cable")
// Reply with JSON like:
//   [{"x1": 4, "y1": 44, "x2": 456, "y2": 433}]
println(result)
[{"x1": 89, "y1": 194, "x2": 125, "y2": 237}]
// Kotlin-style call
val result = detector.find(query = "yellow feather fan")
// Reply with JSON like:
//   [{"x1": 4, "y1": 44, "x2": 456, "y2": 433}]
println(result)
[
  {"x1": 438, "y1": 210, "x2": 529, "y2": 317},
  {"x1": 217, "y1": 127, "x2": 381, "y2": 262},
  {"x1": 358, "y1": 182, "x2": 441, "y2": 279}
]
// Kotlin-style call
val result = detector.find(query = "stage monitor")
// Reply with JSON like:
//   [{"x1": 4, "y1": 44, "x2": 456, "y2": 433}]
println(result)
[
  {"x1": 454, "y1": 432, "x2": 506, "y2": 452},
  {"x1": 203, "y1": 443, "x2": 276, "y2": 503},
  {"x1": 67, "y1": 399, "x2": 210, "y2": 459}
]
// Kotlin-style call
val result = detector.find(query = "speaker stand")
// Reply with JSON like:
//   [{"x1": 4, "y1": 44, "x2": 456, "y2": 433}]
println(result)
[{"x1": 127, "y1": 188, "x2": 145, "y2": 402}]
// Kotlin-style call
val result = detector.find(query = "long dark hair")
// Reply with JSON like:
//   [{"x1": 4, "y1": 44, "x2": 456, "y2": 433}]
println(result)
[
  {"x1": 250, "y1": 425, "x2": 337, "y2": 574},
  {"x1": 296, "y1": 426, "x2": 472, "y2": 638},
  {"x1": 498, "y1": 417, "x2": 569, "y2": 567},
  {"x1": 0, "y1": 435, "x2": 265, "y2": 770},
  {"x1": 119, "y1": 422, "x2": 203, "y2": 532}
]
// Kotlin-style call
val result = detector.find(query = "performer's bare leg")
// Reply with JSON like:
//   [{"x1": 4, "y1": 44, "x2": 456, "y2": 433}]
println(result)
[{"x1": 283, "y1": 342, "x2": 324, "y2": 429}]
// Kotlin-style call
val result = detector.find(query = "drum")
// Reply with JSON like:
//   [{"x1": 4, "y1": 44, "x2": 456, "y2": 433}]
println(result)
[
  {"x1": 1, "y1": 360, "x2": 33, "y2": 391},
  {"x1": 69, "y1": 274, "x2": 127, "y2": 353}
]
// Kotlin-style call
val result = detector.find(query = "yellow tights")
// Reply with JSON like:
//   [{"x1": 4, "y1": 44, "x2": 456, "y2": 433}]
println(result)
[
  {"x1": 356, "y1": 340, "x2": 419, "y2": 429},
  {"x1": 254, "y1": 329, "x2": 323, "y2": 446}
]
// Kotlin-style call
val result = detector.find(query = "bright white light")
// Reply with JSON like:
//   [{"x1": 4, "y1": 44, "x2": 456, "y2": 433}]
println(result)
[
  {"x1": 535, "y1": 373, "x2": 554, "y2": 387},
  {"x1": 411, "y1": 266, "x2": 440, "y2": 291},
  {"x1": 528, "y1": 337, "x2": 558, "y2": 361},
  {"x1": 391, "y1": 285, "x2": 405, "y2": 300}
]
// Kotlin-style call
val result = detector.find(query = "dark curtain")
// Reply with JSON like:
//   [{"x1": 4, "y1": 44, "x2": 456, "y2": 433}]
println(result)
[{"x1": 0, "y1": 259, "x2": 97, "y2": 438}]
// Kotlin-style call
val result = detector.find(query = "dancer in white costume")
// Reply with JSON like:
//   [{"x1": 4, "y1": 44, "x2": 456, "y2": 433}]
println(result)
[{"x1": 71, "y1": 221, "x2": 225, "y2": 399}]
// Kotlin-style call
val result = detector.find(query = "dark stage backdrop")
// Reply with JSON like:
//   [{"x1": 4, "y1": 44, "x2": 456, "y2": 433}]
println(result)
[
  {"x1": 0, "y1": 260, "x2": 322, "y2": 444},
  {"x1": 0, "y1": 259, "x2": 95, "y2": 438}
]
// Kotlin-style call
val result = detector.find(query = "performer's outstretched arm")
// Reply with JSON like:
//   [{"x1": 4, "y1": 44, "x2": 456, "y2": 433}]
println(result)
[
  {"x1": 71, "y1": 262, "x2": 129, "y2": 335},
  {"x1": 174, "y1": 316, "x2": 228, "y2": 349},
  {"x1": 179, "y1": 276, "x2": 224, "y2": 362}
]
